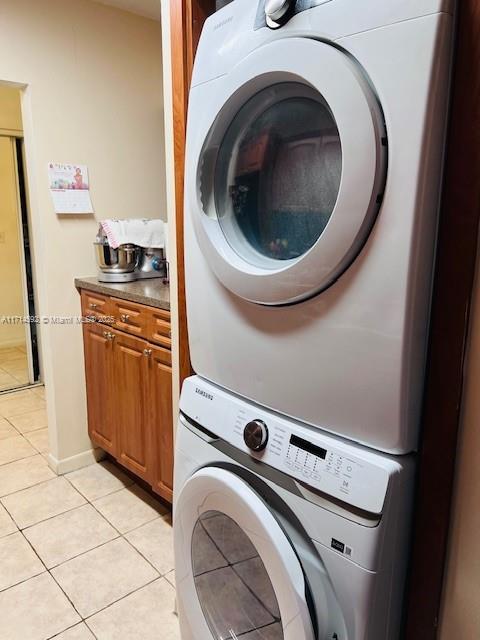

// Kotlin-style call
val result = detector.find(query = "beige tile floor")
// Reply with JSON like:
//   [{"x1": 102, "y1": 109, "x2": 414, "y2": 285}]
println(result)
[
  {"x1": 0, "y1": 346, "x2": 30, "y2": 391},
  {"x1": 0, "y1": 388, "x2": 180, "y2": 639}
]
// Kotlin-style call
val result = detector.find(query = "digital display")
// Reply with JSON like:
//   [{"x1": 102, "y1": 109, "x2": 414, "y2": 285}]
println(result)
[{"x1": 290, "y1": 435, "x2": 327, "y2": 460}]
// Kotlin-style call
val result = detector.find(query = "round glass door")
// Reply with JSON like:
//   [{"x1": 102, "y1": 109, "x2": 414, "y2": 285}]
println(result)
[
  {"x1": 187, "y1": 37, "x2": 387, "y2": 304},
  {"x1": 215, "y1": 83, "x2": 342, "y2": 266},
  {"x1": 192, "y1": 511, "x2": 283, "y2": 639},
  {"x1": 174, "y1": 467, "x2": 316, "y2": 640}
]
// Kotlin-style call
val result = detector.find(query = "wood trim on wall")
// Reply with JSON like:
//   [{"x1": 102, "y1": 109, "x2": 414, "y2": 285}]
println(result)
[
  {"x1": 169, "y1": 0, "x2": 216, "y2": 388},
  {"x1": 404, "y1": 2, "x2": 480, "y2": 637}
]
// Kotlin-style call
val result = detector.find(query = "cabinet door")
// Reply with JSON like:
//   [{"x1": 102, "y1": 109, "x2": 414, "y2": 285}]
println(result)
[
  {"x1": 112, "y1": 328, "x2": 151, "y2": 481},
  {"x1": 82, "y1": 322, "x2": 116, "y2": 455},
  {"x1": 148, "y1": 345, "x2": 173, "y2": 502}
]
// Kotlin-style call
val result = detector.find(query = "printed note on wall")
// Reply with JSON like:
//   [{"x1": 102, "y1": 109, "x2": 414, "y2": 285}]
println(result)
[{"x1": 48, "y1": 162, "x2": 94, "y2": 214}]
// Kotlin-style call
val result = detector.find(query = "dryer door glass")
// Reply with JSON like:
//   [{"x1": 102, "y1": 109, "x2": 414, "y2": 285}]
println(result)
[
  {"x1": 191, "y1": 38, "x2": 386, "y2": 305},
  {"x1": 214, "y1": 83, "x2": 342, "y2": 264},
  {"x1": 191, "y1": 510, "x2": 283, "y2": 639}
]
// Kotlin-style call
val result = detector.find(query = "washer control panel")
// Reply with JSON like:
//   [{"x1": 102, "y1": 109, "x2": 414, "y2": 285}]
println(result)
[
  {"x1": 239, "y1": 417, "x2": 382, "y2": 511},
  {"x1": 181, "y1": 377, "x2": 394, "y2": 514},
  {"x1": 283, "y1": 432, "x2": 360, "y2": 502}
]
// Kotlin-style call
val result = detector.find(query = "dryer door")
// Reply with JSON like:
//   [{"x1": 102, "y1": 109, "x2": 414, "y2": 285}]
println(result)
[
  {"x1": 174, "y1": 466, "x2": 319, "y2": 640},
  {"x1": 188, "y1": 37, "x2": 386, "y2": 305}
]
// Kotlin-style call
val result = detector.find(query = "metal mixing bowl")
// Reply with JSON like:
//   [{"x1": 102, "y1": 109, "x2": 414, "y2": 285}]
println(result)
[{"x1": 94, "y1": 242, "x2": 140, "y2": 274}]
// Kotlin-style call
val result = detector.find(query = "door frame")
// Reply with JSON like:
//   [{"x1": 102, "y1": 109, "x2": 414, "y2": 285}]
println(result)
[
  {"x1": 169, "y1": 0, "x2": 216, "y2": 388},
  {"x1": 404, "y1": 2, "x2": 480, "y2": 638},
  {"x1": 0, "y1": 132, "x2": 39, "y2": 390},
  {"x1": 14, "y1": 138, "x2": 40, "y2": 384}
]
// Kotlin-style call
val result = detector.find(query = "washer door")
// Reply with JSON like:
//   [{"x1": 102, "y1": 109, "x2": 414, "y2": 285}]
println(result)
[
  {"x1": 174, "y1": 467, "x2": 318, "y2": 640},
  {"x1": 189, "y1": 37, "x2": 386, "y2": 305}
]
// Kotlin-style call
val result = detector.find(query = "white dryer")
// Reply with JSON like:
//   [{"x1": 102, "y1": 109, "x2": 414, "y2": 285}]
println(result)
[
  {"x1": 174, "y1": 376, "x2": 415, "y2": 640},
  {"x1": 184, "y1": 0, "x2": 455, "y2": 454}
]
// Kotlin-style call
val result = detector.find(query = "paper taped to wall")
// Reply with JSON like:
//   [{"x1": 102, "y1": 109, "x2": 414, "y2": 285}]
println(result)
[{"x1": 48, "y1": 162, "x2": 94, "y2": 214}]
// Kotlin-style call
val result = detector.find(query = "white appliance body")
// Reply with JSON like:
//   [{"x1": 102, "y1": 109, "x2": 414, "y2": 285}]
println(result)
[
  {"x1": 184, "y1": 0, "x2": 455, "y2": 454},
  {"x1": 174, "y1": 376, "x2": 415, "y2": 640}
]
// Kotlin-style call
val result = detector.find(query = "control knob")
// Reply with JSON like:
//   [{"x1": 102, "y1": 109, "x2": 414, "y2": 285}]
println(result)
[
  {"x1": 265, "y1": 0, "x2": 295, "y2": 28},
  {"x1": 243, "y1": 419, "x2": 269, "y2": 452}
]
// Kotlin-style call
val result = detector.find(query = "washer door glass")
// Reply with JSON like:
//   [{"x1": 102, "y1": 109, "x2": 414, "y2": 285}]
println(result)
[
  {"x1": 215, "y1": 83, "x2": 341, "y2": 265},
  {"x1": 174, "y1": 466, "x2": 316, "y2": 640},
  {"x1": 192, "y1": 510, "x2": 283, "y2": 639}
]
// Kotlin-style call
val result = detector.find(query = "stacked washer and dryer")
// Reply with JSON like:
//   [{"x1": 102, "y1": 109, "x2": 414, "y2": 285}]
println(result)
[{"x1": 174, "y1": 1, "x2": 455, "y2": 639}]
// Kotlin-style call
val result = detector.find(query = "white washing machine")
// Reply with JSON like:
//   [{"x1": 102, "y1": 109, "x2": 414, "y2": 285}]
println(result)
[
  {"x1": 184, "y1": 0, "x2": 455, "y2": 454},
  {"x1": 174, "y1": 376, "x2": 415, "y2": 640}
]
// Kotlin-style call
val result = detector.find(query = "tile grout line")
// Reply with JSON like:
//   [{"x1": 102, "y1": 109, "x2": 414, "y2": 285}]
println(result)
[
  {"x1": 0, "y1": 450, "x2": 39, "y2": 469},
  {"x1": 0, "y1": 401, "x2": 177, "y2": 637},
  {"x1": 1, "y1": 528, "x2": 175, "y2": 634},
  {"x1": 46, "y1": 620, "x2": 98, "y2": 640},
  {"x1": 47, "y1": 534, "x2": 123, "y2": 572},
  {"x1": 83, "y1": 574, "x2": 167, "y2": 626},
  {"x1": 4, "y1": 493, "x2": 89, "y2": 629},
  {"x1": 63, "y1": 473, "x2": 168, "y2": 577},
  {"x1": 0, "y1": 467, "x2": 57, "y2": 501},
  {"x1": 62, "y1": 472, "x2": 135, "y2": 504},
  {"x1": 44, "y1": 483, "x2": 173, "y2": 636},
  {"x1": 0, "y1": 479, "x2": 85, "y2": 518},
  {"x1": 0, "y1": 532, "x2": 45, "y2": 594},
  {"x1": 50, "y1": 476, "x2": 167, "y2": 623},
  {"x1": 63, "y1": 472, "x2": 170, "y2": 537},
  {"x1": 0, "y1": 503, "x2": 51, "y2": 598}
]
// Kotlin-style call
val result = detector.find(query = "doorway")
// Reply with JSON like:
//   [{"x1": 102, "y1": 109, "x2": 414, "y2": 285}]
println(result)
[{"x1": 0, "y1": 85, "x2": 39, "y2": 392}]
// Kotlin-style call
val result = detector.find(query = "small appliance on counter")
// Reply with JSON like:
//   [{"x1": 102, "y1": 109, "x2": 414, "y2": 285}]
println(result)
[{"x1": 94, "y1": 219, "x2": 169, "y2": 284}]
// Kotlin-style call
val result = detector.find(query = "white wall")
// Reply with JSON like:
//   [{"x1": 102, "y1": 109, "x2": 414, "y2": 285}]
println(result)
[
  {"x1": 439, "y1": 240, "x2": 480, "y2": 638},
  {"x1": 0, "y1": 0, "x2": 166, "y2": 472}
]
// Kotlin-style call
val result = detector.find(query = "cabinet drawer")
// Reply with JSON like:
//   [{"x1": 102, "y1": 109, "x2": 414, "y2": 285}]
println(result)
[
  {"x1": 148, "y1": 307, "x2": 171, "y2": 349},
  {"x1": 110, "y1": 297, "x2": 149, "y2": 338},
  {"x1": 150, "y1": 344, "x2": 172, "y2": 367},
  {"x1": 81, "y1": 290, "x2": 111, "y2": 321}
]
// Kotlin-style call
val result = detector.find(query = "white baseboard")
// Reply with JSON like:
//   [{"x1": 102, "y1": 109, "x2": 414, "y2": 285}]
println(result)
[{"x1": 48, "y1": 447, "x2": 105, "y2": 475}]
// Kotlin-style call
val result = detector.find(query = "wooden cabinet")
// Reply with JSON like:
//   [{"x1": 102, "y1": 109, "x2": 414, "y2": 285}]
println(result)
[
  {"x1": 80, "y1": 290, "x2": 173, "y2": 502},
  {"x1": 149, "y1": 345, "x2": 174, "y2": 502},
  {"x1": 110, "y1": 297, "x2": 149, "y2": 339},
  {"x1": 148, "y1": 307, "x2": 172, "y2": 350},
  {"x1": 114, "y1": 329, "x2": 151, "y2": 482},
  {"x1": 81, "y1": 290, "x2": 111, "y2": 321},
  {"x1": 83, "y1": 322, "x2": 116, "y2": 455}
]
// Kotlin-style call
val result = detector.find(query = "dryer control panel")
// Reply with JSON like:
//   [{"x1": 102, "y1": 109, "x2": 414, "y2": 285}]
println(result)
[
  {"x1": 181, "y1": 376, "x2": 401, "y2": 515},
  {"x1": 255, "y1": 0, "x2": 333, "y2": 30}
]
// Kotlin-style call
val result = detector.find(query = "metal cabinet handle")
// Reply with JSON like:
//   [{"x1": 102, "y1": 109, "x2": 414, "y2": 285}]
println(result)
[
  {"x1": 120, "y1": 313, "x2": 130, "y2": 323},
  {"x1": 143, "y1": 348, "x2": 152, "y2": 357},
  {"x1": 103, "y1": 331, "x2": 115, "y2": 341},
  {"x1": 90, "y1": 302, "x2": 98, "y2": 310}
]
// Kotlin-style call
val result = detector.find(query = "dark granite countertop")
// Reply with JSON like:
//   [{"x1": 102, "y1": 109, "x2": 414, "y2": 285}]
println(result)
[{"x1": 75, "y1": 276, "x2": 170, "y2": 311}]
